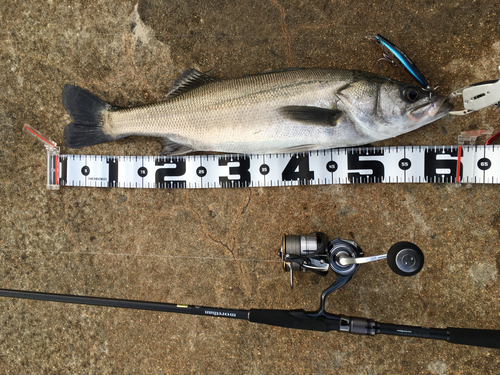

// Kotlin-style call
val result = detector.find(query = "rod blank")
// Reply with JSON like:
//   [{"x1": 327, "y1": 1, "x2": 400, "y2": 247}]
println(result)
[{"x1": 1, "y1": 288, "x2": 499, "y2": 349}]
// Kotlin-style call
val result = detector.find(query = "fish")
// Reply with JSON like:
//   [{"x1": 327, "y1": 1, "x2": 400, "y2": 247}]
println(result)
[{"x1": 63, "y1": 68, "x2": 451, "y2": 155}]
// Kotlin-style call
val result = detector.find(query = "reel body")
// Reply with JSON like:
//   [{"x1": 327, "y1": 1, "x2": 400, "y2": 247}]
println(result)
[
  {"x1": 280, "y1": 233, "x2": 364, "y2": 284},
  {"x1": 279, "y1": 233, "x2": 424, "y2": 315},
  {"x1": 280, "y1": 233, "x2": 424, "y2": 283}
]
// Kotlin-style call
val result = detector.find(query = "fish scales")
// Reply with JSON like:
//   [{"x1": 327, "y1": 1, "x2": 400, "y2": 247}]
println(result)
[
  {"x1": 107, "y1": 69, "x2": 349, "y2": 152},
  {"x1": 63, "y1": 68, "x2": 451, "y2": 154}
]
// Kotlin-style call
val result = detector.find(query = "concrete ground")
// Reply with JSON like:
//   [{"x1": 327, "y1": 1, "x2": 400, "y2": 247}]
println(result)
[{"x1": 1, "y1": 1, "x2": 499, "y2": 374}]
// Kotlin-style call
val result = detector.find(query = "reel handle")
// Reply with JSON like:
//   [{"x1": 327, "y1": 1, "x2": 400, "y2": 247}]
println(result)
[
  {"x1": 387, "y1": 241, "x2": 424, "y2": 276},
  {"x1": 337, "y1": 241, "x2": 424, "y2": 277}
]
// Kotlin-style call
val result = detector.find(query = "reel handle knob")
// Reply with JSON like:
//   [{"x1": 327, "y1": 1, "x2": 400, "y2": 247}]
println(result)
[{"x1": 387, "y1": 242, "x2": 424, "y2": 277}]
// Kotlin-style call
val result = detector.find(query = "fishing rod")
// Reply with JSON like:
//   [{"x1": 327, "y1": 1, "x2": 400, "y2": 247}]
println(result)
[{"x1": 1, "y1": 233, "x2": 499, "y2": 349}]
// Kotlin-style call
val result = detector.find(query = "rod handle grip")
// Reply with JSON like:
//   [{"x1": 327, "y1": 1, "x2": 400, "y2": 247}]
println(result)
[
  {"x1": 248, "y1": 309, "x2": 338, "y2": 332},
  {"x1": 447, "y1": 327, "x2": 500, "y2": 349}
]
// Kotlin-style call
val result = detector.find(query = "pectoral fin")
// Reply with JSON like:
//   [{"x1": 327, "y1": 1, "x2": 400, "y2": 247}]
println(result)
[{"x1": 279, "y1": 106, "x2": 342, "y2": 126}]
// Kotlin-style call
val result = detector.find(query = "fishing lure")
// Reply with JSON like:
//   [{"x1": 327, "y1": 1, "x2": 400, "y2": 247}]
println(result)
[{"x1": 368, "y1": 34, "x2": 432, "y2": 91}]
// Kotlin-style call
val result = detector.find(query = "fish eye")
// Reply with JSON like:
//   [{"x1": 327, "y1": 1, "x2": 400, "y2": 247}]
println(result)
[{"x1": 403, "y1": 88, "x2": 420, "y2": 103}]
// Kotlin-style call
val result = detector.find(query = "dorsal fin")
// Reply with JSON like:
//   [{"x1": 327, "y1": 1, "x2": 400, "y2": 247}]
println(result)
[
  {"x1": 243, "y1": 67, "x2": 306, "y2": 78},
  {"x1": 165, "y1": 69, "x2": 219, "y2": 99}
]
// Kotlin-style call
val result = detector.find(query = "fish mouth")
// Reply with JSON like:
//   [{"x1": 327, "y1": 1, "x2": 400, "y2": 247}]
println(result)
[{"x1": 408, "y1": 97, "x2": 450, "y2": 122}]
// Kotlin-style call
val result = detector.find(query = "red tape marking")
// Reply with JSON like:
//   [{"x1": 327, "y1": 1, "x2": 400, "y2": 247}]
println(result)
[{"x1": 456, "y1": 146, "x2": 462, "y2": 182}]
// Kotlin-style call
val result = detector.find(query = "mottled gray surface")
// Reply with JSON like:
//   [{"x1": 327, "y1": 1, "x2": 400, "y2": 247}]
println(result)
[{"x1": 1, "y1": 1, "x2": 500, "y2": 374}]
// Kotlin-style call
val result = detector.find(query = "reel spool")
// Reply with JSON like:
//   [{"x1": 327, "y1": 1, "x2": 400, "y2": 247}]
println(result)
[{"x1": 280, "y1": 233, "x2": 330, "y2": 272}]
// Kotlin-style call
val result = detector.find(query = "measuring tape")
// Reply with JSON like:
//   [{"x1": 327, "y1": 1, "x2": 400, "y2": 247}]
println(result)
[{"x1": 44, "y1": 145, "x2": 499, "y2": 189}]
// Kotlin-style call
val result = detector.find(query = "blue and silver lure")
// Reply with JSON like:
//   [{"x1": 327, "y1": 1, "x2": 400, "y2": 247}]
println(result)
[{"x1": 369, "y1": 34, "x2": 432, "y2": 91}]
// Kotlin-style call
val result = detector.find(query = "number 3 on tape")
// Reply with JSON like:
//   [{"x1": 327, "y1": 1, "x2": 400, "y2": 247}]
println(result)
[{"x1": 47, "y1": 146, "x2": 499, "y2": 189}]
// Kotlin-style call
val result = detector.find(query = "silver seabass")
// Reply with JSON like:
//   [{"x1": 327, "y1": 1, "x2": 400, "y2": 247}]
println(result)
[{"x1": 63, "y1": 68, "x2": 451, "y2": 154}]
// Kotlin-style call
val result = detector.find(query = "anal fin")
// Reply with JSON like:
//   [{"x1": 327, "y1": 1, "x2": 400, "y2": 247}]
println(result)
[
  {"x1": 276, "y1": 144, "x2": 318, "y2": 153},
  {"x1": 161, "y1": 138, "x2": 195, "y2": 155}
]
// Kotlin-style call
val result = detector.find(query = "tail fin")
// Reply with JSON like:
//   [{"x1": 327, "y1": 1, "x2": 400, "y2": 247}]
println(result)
[{"x1": 63, "y1": 84, "x2": 115, "y2": 148}]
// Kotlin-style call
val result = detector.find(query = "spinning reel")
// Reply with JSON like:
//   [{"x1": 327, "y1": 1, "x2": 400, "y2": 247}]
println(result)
[{"x1": 279, "y1": 233, "x2": 424, "y2": 316}]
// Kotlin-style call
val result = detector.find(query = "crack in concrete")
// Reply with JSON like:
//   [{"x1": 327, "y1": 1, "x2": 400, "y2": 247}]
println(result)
[
  {"x1": 190, "y1": 191, "x2": 254, "y2": 298},
  {"x1": 191, "y1": 208, "x2": 235, "y2": 259},
  {"x1": 191, "y1": 191, "x2": 252, "y2": 263},
  {"x1": 418, "y1": 293, "x2": 428, "y2": 313},
  {"x1": 234, "y1": 191, "x2": 252, "y2": 224},
  {"x1": 206, "y1": 233, "x2": 235, "y2": 259},
  {"x1": 270, "y1": 0, "x2": 293, "y2": 67}
]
